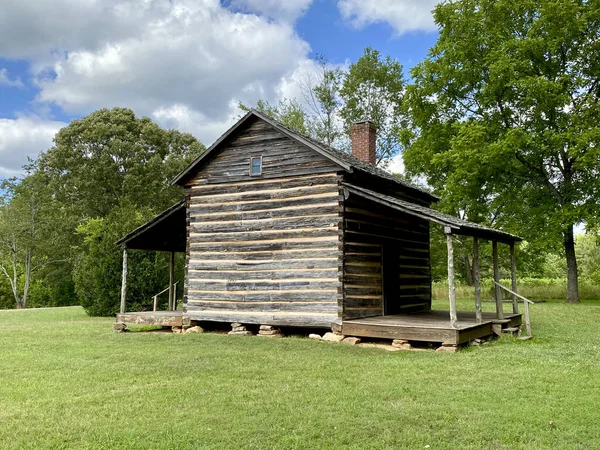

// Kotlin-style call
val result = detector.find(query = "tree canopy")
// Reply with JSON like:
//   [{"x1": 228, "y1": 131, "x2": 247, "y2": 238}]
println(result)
[
  {"x1": 403, "y1": 0, "x2": 600, "y2": 302},
  {"x1": 0, "y1": 107, "x2": 204, "y2": 314}
]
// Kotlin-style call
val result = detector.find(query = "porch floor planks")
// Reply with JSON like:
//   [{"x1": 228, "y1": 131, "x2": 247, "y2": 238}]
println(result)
[
  {"x1": 116, "y1": 310, "x2": 184, "y2": 327},
  {"x1": 342, "y1": 310, "x2": 522, "y2": 345}
]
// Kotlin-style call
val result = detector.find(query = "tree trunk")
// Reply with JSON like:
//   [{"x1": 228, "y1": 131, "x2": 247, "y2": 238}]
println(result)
[
  {"x1": 564, "y1": 224, "x2": 580, "y2": 304},
  {"x1": 464, "y1": 255, "x2": 474, "y2": 286}
]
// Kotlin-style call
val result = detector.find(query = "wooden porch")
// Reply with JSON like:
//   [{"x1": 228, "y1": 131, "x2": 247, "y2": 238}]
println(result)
[
  {"x1": 342, "y1": 310, "x2": 523, "y2": 345},
  {"x1": 116, "y1": 310, "x2": 184, "y2": 327}
]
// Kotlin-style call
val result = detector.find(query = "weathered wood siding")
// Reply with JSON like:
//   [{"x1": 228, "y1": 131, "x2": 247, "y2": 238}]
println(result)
[
  {"x1": 342, "y1": 196, "x2": 431, "y2": 320},
  {"x1": 184, "y1": 118, "x2": 343, "y2": 328}
]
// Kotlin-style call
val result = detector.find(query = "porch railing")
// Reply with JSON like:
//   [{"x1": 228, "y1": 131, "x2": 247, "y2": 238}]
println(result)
[
  {"x1": 152, "y1": 280, "x2": 180, "y2": 312},
  {"x1": 493, "y1": 280, "x2": 534, "y2": 338}
]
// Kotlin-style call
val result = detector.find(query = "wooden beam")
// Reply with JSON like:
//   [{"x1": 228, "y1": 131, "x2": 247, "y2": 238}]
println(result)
[
  {"x1": 523, "y1": 293, "x2": 532, "y2": 337},
  {"x1": 510, "y1": 242, "x2": 518, "y2": 314},
  {"x1": 492, "y1": 241, "x2": 504, "y2": 320},
  {"x1": 168, "y1": 251, "x2": 175, "y2": 311},
  {"x1": 473, "y1": 237, "x2": 482, "y2": 323},
  {"x1": 445, "y1": 227, "x2": 458, "y2": 328},
  {"x1": 120, "y1": 248, "x2": 128, "y2": 314}
]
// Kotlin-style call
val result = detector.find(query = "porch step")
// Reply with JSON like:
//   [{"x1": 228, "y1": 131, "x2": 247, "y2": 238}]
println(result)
[
  {"x1": 501, "y1": 326, "x2": 520, "y2": 336},
  {"x1": 491, "y1": 319, "x2": 511, "y2": 324},
  {"x1": 502, "y1": 326, "x2": 520, "y2": 333}
]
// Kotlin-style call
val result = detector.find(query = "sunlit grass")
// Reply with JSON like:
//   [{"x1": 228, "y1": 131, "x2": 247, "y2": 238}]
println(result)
[{"x1": 1, "y1": 303, "x2": 598, "y2": 449}]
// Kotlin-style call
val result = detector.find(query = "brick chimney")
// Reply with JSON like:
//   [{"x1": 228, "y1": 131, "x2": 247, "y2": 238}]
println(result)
[{"x1": 351, "y1": 120, "x2": 376, "y2": 165}]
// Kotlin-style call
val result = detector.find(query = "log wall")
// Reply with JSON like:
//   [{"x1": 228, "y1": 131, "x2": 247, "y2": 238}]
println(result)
[
  {"x1": 342, "y1": 196, "x2": 432, "y2": 320},
  {"x1": 184, "y1": 118, "x2": 343, "y2": 328}
]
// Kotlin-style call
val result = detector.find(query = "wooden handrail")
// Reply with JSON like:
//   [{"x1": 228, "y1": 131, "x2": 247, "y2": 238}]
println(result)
[
  {"x1": 493, "y1": 280, "x2": 533, "y2": 337},
  {"x1": 492, "y1": 280, "x2": 534, "y2": 304},
  {"x1": 152, "y1": 280, "x2": 180, "y2": 312}
]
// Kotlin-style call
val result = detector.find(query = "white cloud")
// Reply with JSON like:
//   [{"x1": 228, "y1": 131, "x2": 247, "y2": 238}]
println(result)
[
  {"x1": 228, "y1": 0, "x2": 313, "y2": 23},
  {"x1": 388, "y1": 153, "x2": 405, "y2": 174},
  {"x1": 337, "y1": 0, "x2": 439, "y2": 34},
  {"x1": 0, "y1": 69, "x2": 24, "y2": 88},
  {"x1": 0, "y1": 115, "x2": 66, "y2": 177},
  {"x1": 11, "y1": 0, "x2": 312, "y2": 147}
]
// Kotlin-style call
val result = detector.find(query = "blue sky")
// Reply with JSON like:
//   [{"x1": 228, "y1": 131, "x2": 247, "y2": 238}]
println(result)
[{"x1": 0, "y1": 0, "x2": 439, "y2": 177}]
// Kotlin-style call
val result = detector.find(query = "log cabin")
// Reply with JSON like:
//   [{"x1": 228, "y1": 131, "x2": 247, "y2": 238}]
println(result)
[{"x1": 116, "y1": 109, "x2": 525, "y2": 347}]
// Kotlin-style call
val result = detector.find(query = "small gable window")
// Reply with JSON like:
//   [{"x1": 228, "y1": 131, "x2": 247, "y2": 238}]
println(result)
[{"x1": 250, "y1": 156, "x2": 262, "y2": 176}]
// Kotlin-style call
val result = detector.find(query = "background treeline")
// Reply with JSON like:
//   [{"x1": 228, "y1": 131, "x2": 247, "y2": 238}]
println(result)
[
  {"x1": 0, "y1": 108, "x2": 204, "y2": 313},
  {"x1": 1, "y1": 0, "x2": 599, "y2": 313}
]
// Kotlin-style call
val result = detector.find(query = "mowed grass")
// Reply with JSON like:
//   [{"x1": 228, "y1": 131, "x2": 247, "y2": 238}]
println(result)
[{"x1": 1, "y1": 302, "x2": 599, "y2": 449}]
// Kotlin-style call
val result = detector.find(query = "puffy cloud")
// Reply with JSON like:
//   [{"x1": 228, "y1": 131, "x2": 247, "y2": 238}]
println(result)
[
  {"x1": 228, "y1": 0, "x2": 313, "y2": 22},
  {"x1": 17, "y1": 0, "x2": 312, "y2": 147},
  {"x1": 337, "y1": 0, "x2": 439, "y2": 34},
  {"x1": 0, "y1": 115, "x2": 66, "y2": 177},
  {"x1": 0, "y1": 0, "x2": 158, "y2": 60}
]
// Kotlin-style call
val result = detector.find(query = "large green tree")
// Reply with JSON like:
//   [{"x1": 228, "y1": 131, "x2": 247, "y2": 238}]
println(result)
[
  {"x1": 403, "y1": 0, "x2": 600, "y2": 303},
  {"x1": 340, "y1": 47, "x2": 406, "y2": 165},
  {"x1": 34, "y1": 107, "x2": 204, "y2": 314}
]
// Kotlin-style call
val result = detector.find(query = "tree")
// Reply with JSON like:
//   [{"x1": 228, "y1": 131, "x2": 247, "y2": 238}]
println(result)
[
  {"x1": 299, "y1": 56, "x2": 344, "y2": 147},
  {"x1": 0, "y1": 172, "x2": 52, "y2": 309},
  {"x1": 340, "y1": 47, "x2": 406, "y2": 165},
  {"x1": 238, "y1": 98, "x2": 309, "y2": 135},
  {"x1": 403, "y1": 0, "x2": 600, "y2": 303},
  {"x1": 34, "y1": 107, "x2": 204, "y2": 314},
  {"x1": 39, "y1": 107, "x2": 204, "y2": 219}
]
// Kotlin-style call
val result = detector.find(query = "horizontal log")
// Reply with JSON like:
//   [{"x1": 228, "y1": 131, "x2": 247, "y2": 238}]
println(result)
[
  {"x1": 189, "y1": 204, "x2": 341, "y2": 223},
  {"x1": 188, "y1": 173, "x2": 338, "y2": 193},
  {"x1": 397, "y1": 294, "x2": 431, "y2": 301},
  {"x1": 398, "y1": 287, "x2": 432, "y2": 296},
  {"x1": 342, "y1": 309, "x2": 383, "y2": 320},
  {"x1": 189, "y1": 184, "x2": 338, "y2": 205},
  {"x1": 344, "y1": 243, "x2": 381, "y2": 255},
  {"x1": 190, "y1": 215, "x2": 339, "y2": 234},
  {"x1": 344, "y1": 296, "x2": 383, "y2": 309},
  {"x1": 343, "y1": 274, "x2": 382, "y2": 284},
  {"x1": 344, "y1": 264, "x2": 381, "y2": 275},
  {"x1": 187, "y1": 301, "x2": 337, "y2": 313},
  {"x1": 189, "y1": 193, "x2": 339, "y2": 213},
  {"x1": 206, "y1": 154, "x2": 331, "y2": 174},
  {"x1": 188, "y1": 269, "x2": 339, "y2": 280},
  {"x1": 343, "y1": 254, "x2": 382, "y2": 264},
  {"x1": 184, "y1": 310, "x2": 339, "y2": 328},
  {"x1": 188, "y1": 228, "x2": 338, "y2": 244},
  {"x1": 344, "y1": 228, "x2": 429, "y2": 249},
  {"x1": 193, "y1": 164, "x2": 341, "y2": 184},
  {"x1": 188, "y1": 237, "x2": 339, "y2": 252},
  {"x1": 188, "y1": 280, "x2": 339, "y2": 291},
  {"x1": 187, "y1": 258, "x2": 338, "y2": 271},
  {"x1": 187, "y1": 290, "x2": 338, "y2": 302},
  {"x1": 188, "y1": 249, "x2": 340, "y2": 261},
  {"x1": 344, "y1": 286, "x2": 383, "y2": 296}
]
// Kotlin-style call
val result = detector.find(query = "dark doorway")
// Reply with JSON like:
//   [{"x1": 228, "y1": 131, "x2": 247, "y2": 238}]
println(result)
[{"x1": 382, "y1": 243, "x2": 402, "y2": 315}]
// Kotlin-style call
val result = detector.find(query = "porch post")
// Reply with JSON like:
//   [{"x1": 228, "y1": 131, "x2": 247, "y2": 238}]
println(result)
[
  {"x1": 120, "y1": 248, "x2": 128, "y2": 314},
  {"x1": 445, "y1": 227, "x2": 458, "y2": 328},
  {"x1": 168, "y1": 251, "x2": 175, "y2": 311},
  {"x1": 510, "y1": 242, "x2": 518, "y2": 314},
  {"x1": 492, "y1": 240, "x2": 504, "y2": 320},
  {"x1": 473, "y1": 237, "x2": 482, "y2": 323}
]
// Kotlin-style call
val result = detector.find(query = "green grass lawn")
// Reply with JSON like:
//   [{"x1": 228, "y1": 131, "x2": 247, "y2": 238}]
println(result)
[{"x1": 1, "y1": 301, "x2": 599, "y2": 449}]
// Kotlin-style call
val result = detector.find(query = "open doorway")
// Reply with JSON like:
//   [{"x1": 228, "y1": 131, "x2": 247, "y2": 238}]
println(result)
[{"x1": 382, "y1": 242, "x2": 402, "y2": 315}]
